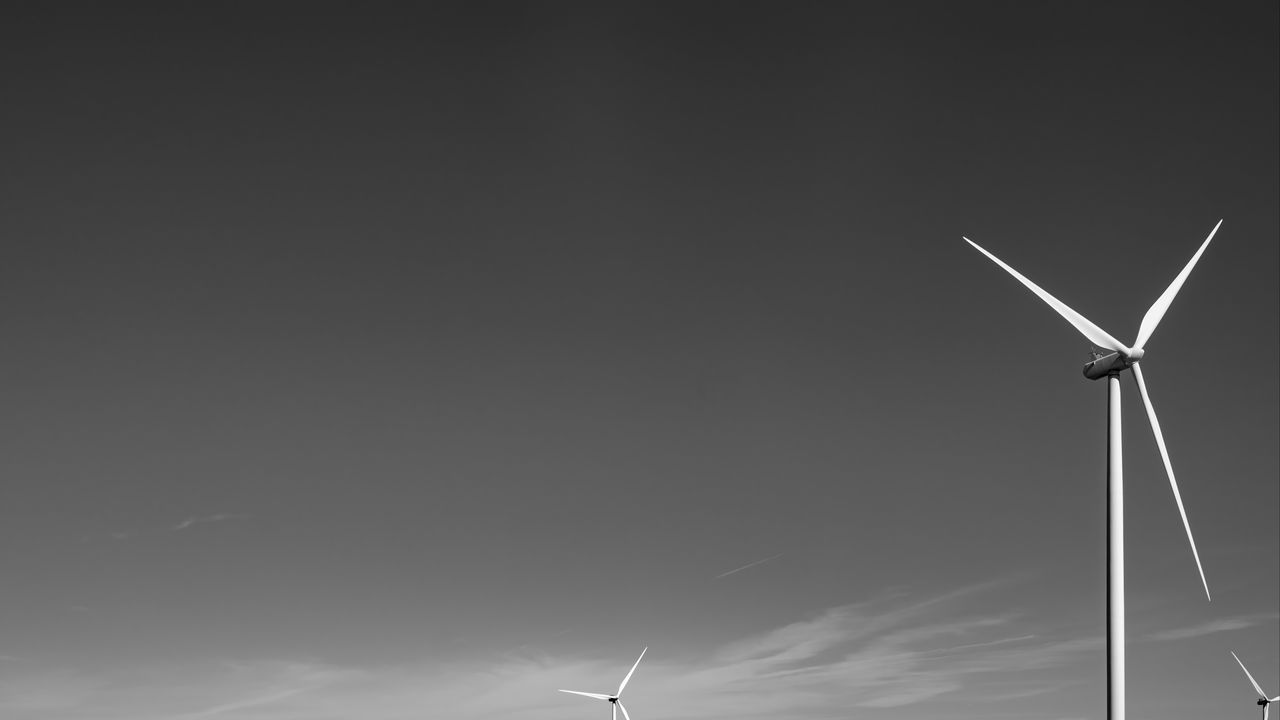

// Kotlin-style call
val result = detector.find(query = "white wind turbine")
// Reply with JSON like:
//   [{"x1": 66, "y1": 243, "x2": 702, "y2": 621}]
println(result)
[
  {"x1": 1232, "y1": 651, "x2": 1279, "y2": 720},
  {"x1": 559, "y1": 647, "x2": 647, "y2": 720},
  {"x1": 964, "y1": 220, "x2": 1222, "y2": 720}
]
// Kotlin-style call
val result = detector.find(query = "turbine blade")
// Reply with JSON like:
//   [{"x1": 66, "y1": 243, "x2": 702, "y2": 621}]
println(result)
[
  {"x1": 617, "y1": 647, "x2": 647, "y2": 696},
  {"x1": 1232, "y1": 651, "x2": 1268, "y2": 699},
  {"x1": 1132, "y1": 220, "x2": 1222, "y2": 350},
  {"x1": 558, "y1": 690, "x2": 612, "y2": 701},
  {"x1": 1133, "y1": 364, "x2": 1210, "y2": 600},
  {"x1": 613, "y1": 703, "x2": 617, "y2": 720},
  {"x1": 963, "y1": 237, "x2": 1129, "y2": 353},
  {"x1": 618, "y1": 701, "x2": 633, "y2": 720},
  {"x1": 1266, "y1": 701, "x2": 1270, "y2": 720}
]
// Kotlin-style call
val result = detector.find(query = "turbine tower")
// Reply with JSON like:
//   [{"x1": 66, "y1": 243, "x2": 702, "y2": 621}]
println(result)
[
  {"x1": 559, "y1": 647, "x2": 647, "y2": 720},
  {"x1": 1232, "y1": 651, "x2": 1279, "y2": 720},
  {"x1": 963, "y1": 220, "x2": 1221, "y2": 720}
]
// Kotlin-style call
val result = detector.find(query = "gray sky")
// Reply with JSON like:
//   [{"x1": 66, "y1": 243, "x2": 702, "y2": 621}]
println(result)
[{"x1": 1, "y1": 3, "x2": 1276, "y2": 719}]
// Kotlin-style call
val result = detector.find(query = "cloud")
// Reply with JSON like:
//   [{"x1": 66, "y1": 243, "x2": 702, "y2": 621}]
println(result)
[
  {"x1": 0, "y1": 669, "x2": 106, "y2": 714},
  {"x1": 171, "y1": 663, "x2": 358, "y2": 719},
  {"x1": 106, "y1": 514, "x2": 250, "y2": 540},
  {"x1": 171, "y1": 514, "x2": 249, "y2": 532},
  {"x1": 713, "y1": 553, "x2": 783, "y2": 579},
  {"x1": 1146, "y1": 613, "x2": 1280, "y2": 642},
  {"x1": 0, "y1": 583, "x2": 1099, "y2": 720}
]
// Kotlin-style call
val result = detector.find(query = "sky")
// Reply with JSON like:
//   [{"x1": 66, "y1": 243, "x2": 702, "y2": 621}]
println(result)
[{"x1": 0, "y1": 3, "x2": 1276, "y2": 719}]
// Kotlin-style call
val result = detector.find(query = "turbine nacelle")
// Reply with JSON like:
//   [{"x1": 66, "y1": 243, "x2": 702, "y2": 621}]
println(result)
[
  {"x1": 1083, "y1": 351, "x2": 1133, "y2": 380},
  {"x1": 1082, "y1": 345, "x2": 1145, "y2": 380}
]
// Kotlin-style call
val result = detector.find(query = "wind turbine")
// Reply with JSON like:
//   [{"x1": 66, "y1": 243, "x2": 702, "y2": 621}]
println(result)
[
  {"x1": 559, "y1": 647, "x2": 647, "y2": 720},
  {"x1": 963, "y1": 220, "x2": 1222, "y2": 720},
  {"x1": 1232, "y1": 651, "x2": 1279, "y2": 720}
]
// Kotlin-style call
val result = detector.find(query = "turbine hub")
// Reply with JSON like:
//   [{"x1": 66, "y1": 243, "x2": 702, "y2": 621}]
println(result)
[
  {"x1": 1261, "y1": 698, "x2": 1270, "y2": 707},
  {"x1": 1126, "y1": 347, "x2": 1145, "y2": 361}
]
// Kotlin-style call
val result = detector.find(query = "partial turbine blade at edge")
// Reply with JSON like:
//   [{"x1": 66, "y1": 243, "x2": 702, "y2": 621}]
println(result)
[
  {"x1": 1132, "y1": 219, "x2": 1222, "y2": 351},
  {"x1": 962, "y1": 238, "x2": 1129, "y2": 353},
  {"x1": 613, "y1": 702, "x2": 617, "y2": 720},
  {"x1": 618, "y1": 700, "x2": 632, "y2": 720},
  {"x1": 559, "y1": 690, "x2": 613, "y2": 701},
  {"x1": 617, "y1": 647, "x2": 647, "y2": 696},
  {"x1": 1132, "y1": 363, "x2": 1210, "y2": 600},
  {"x1": 1232, "y1": 651, "x2": 1268, "y2": 699}
]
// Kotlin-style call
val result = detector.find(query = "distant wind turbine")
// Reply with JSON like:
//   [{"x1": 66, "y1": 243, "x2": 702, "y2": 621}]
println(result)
[
  {"x1": 1232, "y1": 651, "x2": 1279, "y2": 720},
  {"x1": 964, "y1": 220, "x2": 1222, "y2": 720},
  {"x1": 559, "y1": 647, "x2": 647, "y2": 720}
]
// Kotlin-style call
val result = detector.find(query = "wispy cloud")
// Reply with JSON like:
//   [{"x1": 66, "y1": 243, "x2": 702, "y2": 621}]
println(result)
[
  {"x1": 0, "y1": 668, "x2": 106, "y2": 715},
  {"x1": 106, "y1": 514, "x2": 250, "y2": 540},
  {"x1": 1145, "y1": 613, "x2": 1279, "y2": 642},
  {"x1": 714, "y1": 553, "x2": 783, "y2": 579},
  {"x1": 670, "y1": 593, "x2": 1092, "y2": 715},
  {"x1": 0, "y1": 583, "x2": 1099, "y2": 720},
  {"x1": 171, "y1": 662, "x2": 357, "y2": 719},
  {"x1": 171, "y1": 514, "x2": 249, "y2": 532}
]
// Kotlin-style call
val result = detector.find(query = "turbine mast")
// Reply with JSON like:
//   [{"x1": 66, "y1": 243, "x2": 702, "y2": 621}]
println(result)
[{"x1": 1107, "y1": 373, "x2": 1125, "y2": 720}]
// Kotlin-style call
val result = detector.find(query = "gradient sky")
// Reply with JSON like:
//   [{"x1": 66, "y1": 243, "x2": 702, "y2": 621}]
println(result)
[{"x1": 1, "y1": 3, "x2": 1277, "y2": 719}]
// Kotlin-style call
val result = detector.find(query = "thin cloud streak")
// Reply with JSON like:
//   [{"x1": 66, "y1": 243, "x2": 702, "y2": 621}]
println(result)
[
  {"x1": 106, "y1": 514, "x2": 250, "y2": 540},
  {"x1": 177, "y1": 686, "x2": 313, "y2": 719},
  {"x1": 714, "y1": 553, "x2": 784, "y2": 579},
  {"x1": 1145, "y1": 613, "x2": 1279, "y2": 642},
  {"x1": 172, "y1": 663, "x2": 353, "y2": 719},
  {"x1": 171, "y1": 514, "x2": 250, "y2": 532},
  {"x1": 916, "y1": 634, "x2": 1040, "y2": 657}
]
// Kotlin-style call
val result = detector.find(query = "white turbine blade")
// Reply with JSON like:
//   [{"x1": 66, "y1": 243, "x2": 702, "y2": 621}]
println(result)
[
  {"x1": 1132, "y1": 219, "x2": 1222, "y2": 350},
  {"x1": 618, "y1": 700, "x2": 633, "y2": 720},
  {"x1": 963, "y1": 237, "x2": 1129, "y2": 353},
  {"x1": 1272, "y1": 696, "x2": 1280, "y2": 703},
  {"x1": 1232, "y1": 651, "x2": 1268, "y2": 699},
  {"x1": 616, "y1": 647, "x2": 647, "y2": 696},
  {"x1": 1266, "y1": 701, "x2": 1270, "y2": 720},
  {"x1": 612, "y1": 702, "x2": 617, "y2": 720},
  {"x1": 559, "y1": 689, "x2": 612, "y2": 701},
  {"x1": 1132, "y1": 363, "x2": 1210, "y2": 600}
]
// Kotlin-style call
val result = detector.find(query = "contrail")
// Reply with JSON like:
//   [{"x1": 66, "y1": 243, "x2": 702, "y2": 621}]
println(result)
[
  {"x1": 919, "y1": 633, "x2": 1039, "y2": 657},
  {"x1": 714, "y1": 553, "x2": 783, "y2": 580},
  {"x1": 178, "y1": 684, "x2": 314, "y2": 718},
  {"x1": 172, "y1": 513, "x2": 249, "y2": 531}
]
